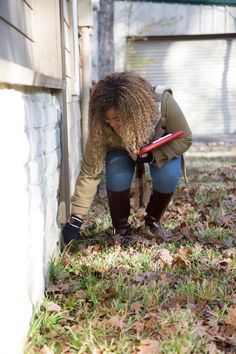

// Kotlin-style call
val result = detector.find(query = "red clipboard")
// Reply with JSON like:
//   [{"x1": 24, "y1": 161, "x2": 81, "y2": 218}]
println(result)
[{"x1": 139, "y1": 130, "x2": 184, "y2": 156}]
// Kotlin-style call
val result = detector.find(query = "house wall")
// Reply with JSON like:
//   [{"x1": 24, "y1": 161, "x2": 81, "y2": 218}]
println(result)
[
  {"x1": 0, "y1": 0, "x2": 84, "y2": 352},
  {"x1": 0, "y1": 87, "x2": 61, "y2": 353}
]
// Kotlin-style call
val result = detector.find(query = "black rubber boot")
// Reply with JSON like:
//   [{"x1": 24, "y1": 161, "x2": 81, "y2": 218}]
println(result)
[
  {"x1": 107, "y1": 189, "x2": 132, "y2": 236},
  {"x1": 144, "y1": 190, "x2": 174, "y2": 241}
]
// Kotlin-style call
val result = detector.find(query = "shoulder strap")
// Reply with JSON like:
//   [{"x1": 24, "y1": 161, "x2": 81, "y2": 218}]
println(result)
[
  {"x1": 154, "y1": 85, "x2": 173, "y2": 116},
  {"x1": 154, "y1": 85, "x2": 173, "y2": 103}
]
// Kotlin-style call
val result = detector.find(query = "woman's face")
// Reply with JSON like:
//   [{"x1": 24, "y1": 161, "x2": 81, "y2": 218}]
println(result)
[{"x1": 105, "y1": 108, "x2": 121, "y2": 135}]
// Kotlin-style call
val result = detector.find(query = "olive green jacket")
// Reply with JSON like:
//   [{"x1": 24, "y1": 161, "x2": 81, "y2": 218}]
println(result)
[{"x1": 71, "y1": 92, "x2": 192, "y2": 215}]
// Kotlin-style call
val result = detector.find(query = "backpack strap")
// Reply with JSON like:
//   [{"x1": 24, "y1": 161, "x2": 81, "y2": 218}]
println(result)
[{"x1": 154, "y1": 85, "x2": 173, "y2": 114}]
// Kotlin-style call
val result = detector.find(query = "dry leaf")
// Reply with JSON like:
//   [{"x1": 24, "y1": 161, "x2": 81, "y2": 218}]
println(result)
[
  {"x1": 225, "y1": 306, "x2": 236, "y2": 328},
  {"x1": 41, "y1": 345, "x2": 54, "y2": 354},
  {"x1": 131, "y1": 320, "x2": 145, "y2": 336},
  {"x1": 159, "y1": 273, "x2": 174, "y2": 285},
  {"x1": 132, "y1": 274, "x2": 145, "y2": 283},
  {"x1": 74, "y1": 290, "x2": 86, "y2": 299},
  {"x1": 105, "y1": 315, "x2": 126, "y2": 329},
  {"x1": 221, "y1": 215, "x2": 234, "y2": 228},
  {"x1": 174, "y1": 255, "x2": 189, "y2": 269},
  {"x1": 230, "y1": 293, "x2": 236, "y2": 305},
  {"x1": 159, "y1": 249, "x2": 173, "y2": 265},
  {"x1": 205, "y1": 342, "x2": 218, "y2": 354},
  {"x1": 177, "y1": 247, "x2": 193, "y2": 257},
  {"x1": 46, "y1": 303, "x2": 61, "y2": 313},
  {"x1": 47, "y1": 330, "x2": 59, "y2": 339},
  {"x1": 224, "y1": 248, "x2": 236, "y2": 257},
  {"x1": 192, "y1": 320, "x2": 206, "y2": 337},
  {"x1": 117, "y1": 264, "x2": 130, "y2": 272},
  {"x1": 136, "y1": 339, "x2": 160, "y2": 353},
  {"x1": 219, "y1": 258, "x2": 232, "y2": 267},
  {"x1": 144, "y1": 314, "x2": 158, "y2": 333},
  {"x1": 132, "y1": 272, "x2": 159, "y2": 284},
  {"x1": 61, "y1": 256, "x2": 72, "y2": 267},
  {"x1": 47, "y1": 283, "x2": 70, "y2": 293},
  {"x1": 93, "y1": 244, "x2": 104, "y2": 252},
  {"x1": 130, "y1": 301, "x2": 143, "y2": 313}
]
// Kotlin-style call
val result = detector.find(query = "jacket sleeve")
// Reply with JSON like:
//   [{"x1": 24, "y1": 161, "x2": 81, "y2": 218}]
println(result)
[
  {"x1": 71, "y1": 132, "x2": 108, "y2": 215},
  {"x1": 153, "y1": 92, "x2": 192, "y2": 167}
]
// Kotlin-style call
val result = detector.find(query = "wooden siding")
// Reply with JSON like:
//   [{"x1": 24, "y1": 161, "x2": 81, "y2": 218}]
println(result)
[
  {"x1": 0, "y1": 0, "x2": 34, "y2": 40},
  {"x1": 62, "y1": 0, "x2": 80, "y2": 100},
  {"x1": 0, "y1": 0, "x2": 63, "y2": 87},
  {"x1": 34, "y1": 1, "x2": 62, "y2": 79}
]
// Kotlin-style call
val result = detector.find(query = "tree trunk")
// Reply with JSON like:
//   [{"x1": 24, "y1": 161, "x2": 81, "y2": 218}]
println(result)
[{"x1": 98, "y1": 0, "x2": 114, "y2": 79}]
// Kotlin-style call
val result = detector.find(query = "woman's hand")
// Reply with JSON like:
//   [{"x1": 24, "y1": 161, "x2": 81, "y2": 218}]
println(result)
[
  {"x1": 129, "y1": 151, "x2": 154, "y2": 164},
  {"x1": 62, "y1": 214, "x2": 83, "y2": 245}
]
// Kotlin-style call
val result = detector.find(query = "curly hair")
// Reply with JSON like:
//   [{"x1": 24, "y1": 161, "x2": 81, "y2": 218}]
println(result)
[{"x1": 89, "y1": 71, "x2": 160, "y2": 153}]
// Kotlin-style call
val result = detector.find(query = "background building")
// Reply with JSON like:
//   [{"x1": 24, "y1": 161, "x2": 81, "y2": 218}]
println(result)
[{"x1": 92, "y1": 0, "x2": 236, "y2": 138}]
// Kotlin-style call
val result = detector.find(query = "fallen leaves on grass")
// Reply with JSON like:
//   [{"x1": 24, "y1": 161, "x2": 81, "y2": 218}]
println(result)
[
  {"x1": 135, "y1": 339, "x2": 160, "y2": 353},
  {"x1": 25, "y1": 142, "x2": 236, "y2": 354}
]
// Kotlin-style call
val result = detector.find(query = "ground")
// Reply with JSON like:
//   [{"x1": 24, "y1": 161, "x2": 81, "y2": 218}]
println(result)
[{"x1": 25, "y1": 142, "x2": 236, "y2": 354}]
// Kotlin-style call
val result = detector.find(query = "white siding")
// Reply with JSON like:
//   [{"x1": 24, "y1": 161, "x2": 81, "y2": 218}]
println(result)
[
  {"x1": 0, "y1": 0, "x2": 62, "y2": 83},
  {"x1": 62, "y1": 0, "x2": 82, "y2": 196}
]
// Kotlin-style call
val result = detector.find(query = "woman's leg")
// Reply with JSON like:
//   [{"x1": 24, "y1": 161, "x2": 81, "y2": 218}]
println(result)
[
  {"x1": 106, "y1": 150, "x2": 135, "y2": 235},
  {"x1": 149, "y1": 156, "x2": 181, "y2": 194},
  {"x1": 145, "y1": 157, "x2": 182, "y2": 239}
]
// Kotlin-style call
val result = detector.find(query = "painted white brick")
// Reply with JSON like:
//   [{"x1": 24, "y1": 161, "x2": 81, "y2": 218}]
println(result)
[
  {"x1": 27, "y1": 205, "x2": 45, "y2": 304},
  {"x1": 44, "y1": 126, "x2": 61, "y2": 153},
  {"x1": 28, "y1": 184, "x2": 45, "y2": 208},
  {"x1": 25, "y1": 100, "x2": 45, "y2": 128},
  {"x1": 44, "y1": 105, "x2": 60, "y2": 128},
  {"x1": 26, "y1": 128, "x2": 44, "y2": 159},
  {"x1": 45, "y1": 169, "x2": 60, "y2": 197},
  {"x1": 0, "y1": 89, "x2": 33, "y2": 354},
  {"x1": 27, "y1": 157, "x2": 45, "y2": 185},
  {"x1": 0, "y1": 84, "x2": 65, "y2": 354},
  {"x1": 44, "y1": 148, "x2": 61, "y2": 176},
  {"x1": 44, "y1": 197, "x2": 58, "y2": 233}
]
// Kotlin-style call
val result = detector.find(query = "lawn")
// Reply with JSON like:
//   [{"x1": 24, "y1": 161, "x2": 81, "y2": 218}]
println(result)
[{"x1": 25, "y1": 142, "x2": 236, "y2": 354}]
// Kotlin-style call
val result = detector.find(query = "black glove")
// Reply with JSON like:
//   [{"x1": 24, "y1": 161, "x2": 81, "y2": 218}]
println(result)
[
  {"x1": 62, "y1": 214, "x2": 83, "y2": 245},
  {"x1": 136, "y1": 152, "x2": 154, "y2": 164}
]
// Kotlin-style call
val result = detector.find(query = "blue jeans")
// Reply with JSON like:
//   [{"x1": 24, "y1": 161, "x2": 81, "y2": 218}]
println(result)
[{"x1": 105, "y1": 150, "x2": 181, "y2": 193}]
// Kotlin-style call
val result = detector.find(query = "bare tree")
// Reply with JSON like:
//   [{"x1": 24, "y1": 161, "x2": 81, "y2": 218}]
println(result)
[{"x1": 98, "y1": 0, "x2": 114, "y2": 79}]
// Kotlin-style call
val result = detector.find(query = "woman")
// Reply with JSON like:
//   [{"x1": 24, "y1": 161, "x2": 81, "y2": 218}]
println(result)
[{"x1": 62, "y1": 71, "x2": 192, "y2": 244}]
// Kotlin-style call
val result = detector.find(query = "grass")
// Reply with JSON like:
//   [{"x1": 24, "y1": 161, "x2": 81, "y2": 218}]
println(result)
[{"x1": 25, "y1": 142, "x2": 236, "y2": 354}]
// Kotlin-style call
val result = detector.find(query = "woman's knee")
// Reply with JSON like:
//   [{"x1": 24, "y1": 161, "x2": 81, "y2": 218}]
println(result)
[
  {"x1": 151, "y1": 157, "x2": 181, "y2": 193},
  {"x1": 105, "y1": 150, "x2": 135, "y2": 191}
]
